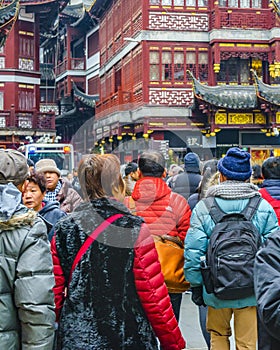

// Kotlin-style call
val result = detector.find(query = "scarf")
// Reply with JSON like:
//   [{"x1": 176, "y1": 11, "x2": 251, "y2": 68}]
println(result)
[
  {"x1": 45, "y1": 180, "x2": 62, "y2": 202},
  {"x1": 206, "y1": 180, "x2": 260, "y2": 200}
]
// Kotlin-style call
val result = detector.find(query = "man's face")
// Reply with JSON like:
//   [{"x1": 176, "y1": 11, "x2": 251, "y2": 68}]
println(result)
[
  {"x1": 22, "y1": 181, "x2": 45, "y2": 212},
  {"x1": 44, "y1": 171, "x2": 59, "y2": 191}
]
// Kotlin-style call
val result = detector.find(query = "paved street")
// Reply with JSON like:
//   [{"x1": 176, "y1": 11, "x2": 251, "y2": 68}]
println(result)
[{"x1": 179, "y1": 292, "x2": 235, "y2": 350}]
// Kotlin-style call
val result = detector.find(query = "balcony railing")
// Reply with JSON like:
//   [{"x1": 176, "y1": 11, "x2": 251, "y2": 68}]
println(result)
[
  {"x1": 55, "y1": 58, "x2": 85, "y2": 76},
  {"x1": 211, "y1": 7, "x2": 275, "y2": 30},
  {"x1": 95, "y1": 89, "x2": 133, "y2": 119},
  {"x1": 0, "y1": 109, "x2": 56, "y2": 130}
]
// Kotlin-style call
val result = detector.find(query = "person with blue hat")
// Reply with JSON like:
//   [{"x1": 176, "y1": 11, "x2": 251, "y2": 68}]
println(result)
[
  {"x1": 184, "y1": 147, "x2": 279, "y2": 350},
  {"x1": 172, "y1": 152, "x2": 202, "y2": 200}
]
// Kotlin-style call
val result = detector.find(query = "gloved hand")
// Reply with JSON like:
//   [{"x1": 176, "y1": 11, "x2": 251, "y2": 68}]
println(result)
[{"x1": 191, "y1": 286, "x2": 206, "y2": 306}]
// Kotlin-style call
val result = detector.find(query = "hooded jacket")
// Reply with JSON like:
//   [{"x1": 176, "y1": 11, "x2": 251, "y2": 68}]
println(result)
[
  {"x1": 39, "y1": 200, "x2": 67, "y2": 240},
  {"x1": 172, "y1": 155, "x2": 202, "y2": 201},
  {"x1": 56, "y1": 178, "x2": 83, "y2": 213},
  {"x1": 0, "y1": 183, "x2": 55, "y2": 349},
  {"x1": 51, "y1": 197, "x2": 186, "y2": 350},
  {"x1": 131, "y1": 177, "x2": 191, "y2": 242}
]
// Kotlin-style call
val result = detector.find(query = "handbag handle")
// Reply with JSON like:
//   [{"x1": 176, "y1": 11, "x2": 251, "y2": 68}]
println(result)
[{"x1": 68, "y1": 213, "x2": 124, "y2": 286}]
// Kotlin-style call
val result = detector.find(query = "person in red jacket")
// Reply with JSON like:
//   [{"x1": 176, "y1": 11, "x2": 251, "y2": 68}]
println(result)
[
  {"x1": 51, "y1": 153, "x2": 186, "y2": 350},
  {"x1": 259, "y1": 156, "x2": 280, "y2": 223},
  {"x1": 130, "y1": 150, "x2": 191, "y2": 322}
]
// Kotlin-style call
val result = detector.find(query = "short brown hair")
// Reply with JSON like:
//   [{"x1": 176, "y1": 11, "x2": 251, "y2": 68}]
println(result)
[
  {"x1": 27, "y1": 171, "x2": 47, "y2": 194},
  {"x1": 78, "y1": 153, "x2": 125, "y2": 200}
]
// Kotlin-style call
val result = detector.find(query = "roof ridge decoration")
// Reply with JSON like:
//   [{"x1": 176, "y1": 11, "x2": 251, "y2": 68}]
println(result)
[
  {"x1": 72, "y1": 80, "x2": 99, "y2": 108},
  {"x1": 187, "y1": 70, "x2": 257, "y2": 109},
  {"x1": 251, "y1": 69, "x2": 280, "y2": 106},
  {"x1": 0, "y1": 0, "x2": 19, "y2": 48}
]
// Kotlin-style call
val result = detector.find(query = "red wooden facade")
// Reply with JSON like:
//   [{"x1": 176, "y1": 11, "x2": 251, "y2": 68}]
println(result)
[
  {"x1": 88, "y1": 0, "x2": 280, "y2": 160},
  {"x1": 0, "y1": 2, "x2": 56, "y2": 148}
]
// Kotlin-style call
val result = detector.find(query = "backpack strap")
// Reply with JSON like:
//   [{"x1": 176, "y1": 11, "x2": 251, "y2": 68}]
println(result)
[
  {"x1": 203, "y1": 197, "x2": 226, "y2": 224},
  {"x1": 241, "y1": 195, "x2": 262, "y2": 221},
  {"x1": 203, "y1": 195, "x2": 262, "y2": 223},
  {"x1": 68, "y1": 213, "x2": 124, "y2": 286}
]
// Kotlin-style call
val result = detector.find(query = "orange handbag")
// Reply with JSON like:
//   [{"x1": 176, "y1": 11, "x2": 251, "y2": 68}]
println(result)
[{"x1": 153, "y1": 234, "x2": 190, "y2": 293}]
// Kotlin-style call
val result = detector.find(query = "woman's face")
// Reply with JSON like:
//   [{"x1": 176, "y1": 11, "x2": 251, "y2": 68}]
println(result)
[{"x1": 22, "y1": 181, "x2": 45, "y2": 212}]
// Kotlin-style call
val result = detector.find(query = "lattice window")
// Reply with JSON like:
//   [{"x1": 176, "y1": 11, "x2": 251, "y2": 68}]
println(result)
[
  {"x1": 217, "y1": 58, "x2": 252, "y2": 84},
  {"x1": 0, "y1": 57, "x2": 5, "y2": 69},
  {"x1": 0, "y1": 92, "x2": 4, "y2": 110},
  {"x1": 174, "y1": 0, "x2": 184, "y2": 5},
  {"x1": 150, "y1": 51, "x2": 160, "y2": 81},
  {"x1": 162, "y1": 51, "x2": 172, "y2": 81},
  {"x1": 198, "y1": 52, "x2": 208, "y2": 81},
  {"x1": 18, "y1": 87, "x2": 35, "y2": 110},
  {"x1": 162, "y1": 0, "x2": 172, "y2": 4},
  {"x1": 174, "y1": 52, "x2": 184, "y2": 81},
  {"x1": 186, "y1": 51, "x2": 196, "y2": 79},
  {"x1": 240, "y1": 0, "x2": 250, "y2": 7},
  {"x1": 186, "y1": 0, "x2": 196, "y2": 5},
  {"x1": 219, "y1": 0, "x2": 261, "y2": 7}
]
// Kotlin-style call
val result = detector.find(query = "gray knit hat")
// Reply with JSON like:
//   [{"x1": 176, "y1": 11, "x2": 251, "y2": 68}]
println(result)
[
  {"x1": 35, "y1": 158, "x2": 61, "y2": 176},
  {"x1": 0, "y1": 149, "x2": 29, "y2": 185}
]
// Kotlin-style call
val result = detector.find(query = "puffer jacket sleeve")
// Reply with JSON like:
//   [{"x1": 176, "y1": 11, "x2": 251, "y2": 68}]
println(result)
[
  {"x1": 133, "y1": 223, "x2": 186, "y2": 350},
  {"x1": 254, "y1": 229, "x2": 280, "y2": 341},
  {"x1": 184, "y1": 201, "x2": 210, "y2": 287},
  {"x1": 14, "y1": 217, "x2": 55, "y2": 349},
  {"x1": 171, "y1": 192, "x2": 191, "y2": 242},
  {"x1": 51, "y1": 235, "x2": 66, "y2": 322}
]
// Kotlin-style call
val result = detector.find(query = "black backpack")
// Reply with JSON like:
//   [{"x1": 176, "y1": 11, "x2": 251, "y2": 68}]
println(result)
[{"x1": 201, "y1": 196, "x2": 262, "y2": 300}]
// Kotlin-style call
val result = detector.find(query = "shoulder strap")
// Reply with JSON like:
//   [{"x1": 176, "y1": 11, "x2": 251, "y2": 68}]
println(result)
[
  {"x1": 204, "y1": 195, "x2": 262, "y2": 223},
  {"x1": 203, "y1": 197, "x2": 226, "y2": 224},
  {"x1": 259, "y1": 188, "x2": 274, "y2": 202},
  {"x1": 241, "y1": 195, "x2": 262, "y2": 221},
  {"x1": 68, "y1": 213, "x2": 124, "y2": 285}
]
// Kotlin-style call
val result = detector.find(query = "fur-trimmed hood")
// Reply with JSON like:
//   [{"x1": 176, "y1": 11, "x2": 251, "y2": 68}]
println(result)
[
  {"x1": 0, "y1": 183, "x2": 37, "y2": 231},
  {"x1": 0, "y1": 206, "x2": 37, "y2": 231}
]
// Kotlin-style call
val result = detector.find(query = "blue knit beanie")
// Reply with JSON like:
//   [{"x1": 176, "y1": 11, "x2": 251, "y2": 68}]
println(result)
[
  {"x1": 218, "y1": 147, "x2": 252, "y2": 181},
  {"x1": 184, "y1": 152, "x2": 200, "y2": 173}
]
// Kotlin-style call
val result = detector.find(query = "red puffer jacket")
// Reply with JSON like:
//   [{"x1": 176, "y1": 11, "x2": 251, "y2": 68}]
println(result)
[
  {"x1": 51, "y1": 220, "x2": 186, "y2": 350},
  {"x1": 131, "y1": 177, "x2": 191, "y2": 242}
]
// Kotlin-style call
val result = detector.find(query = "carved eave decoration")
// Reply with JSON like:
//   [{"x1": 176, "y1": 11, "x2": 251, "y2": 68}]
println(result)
[
  {"x1": 55, "y1": 106, "x2": 78, "y2": 125},
  {"x1": 270, "y1": 0, "x2": 280, "y2": 19},
  {"x1": 88, "y1": 0, "x2": 113, "y2": 18},
  {"x1": 0, "y1": 0, "x2": 19, "y2": 48},
  {"x1": 72, "y1": 80, "x2": 99, "y2": 108},
  {"x1": 187, "y1": 70, "x2": 257, "y2": 110},
  {"x1": 251, "y1": 69, "x2": 280, "y2": 106}
]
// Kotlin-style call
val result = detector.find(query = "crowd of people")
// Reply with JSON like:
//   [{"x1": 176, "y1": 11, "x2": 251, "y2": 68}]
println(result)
[{"x1": 1, "y1": 146, "x2": 280, "y2": 349}]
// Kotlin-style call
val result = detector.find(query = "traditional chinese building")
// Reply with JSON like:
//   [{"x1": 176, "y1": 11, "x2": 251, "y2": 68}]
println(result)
[
  {"x1": 81, "y1": 0, "x2": 280, "y2": 163},
  {"x1": 0, "y1": 0, "x2": 70, "y2": 148}
]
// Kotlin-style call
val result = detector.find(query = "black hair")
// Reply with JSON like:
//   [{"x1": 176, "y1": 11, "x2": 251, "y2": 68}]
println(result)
[
  {"x1": 252, "y1": 164, "x2": 263, "y2": 179},
  {"x1": 262, "y1": 157, "x2": 280, "y2": 179},
  {"x1": 138, "y1": 151, "x2": 165, "y2": 178},
  {"x1": 27, "y1": 158, "x2": 35, "y2": 167},
  {"x1": 124, "y1": 162, "x2": 138, "y2": 176}
]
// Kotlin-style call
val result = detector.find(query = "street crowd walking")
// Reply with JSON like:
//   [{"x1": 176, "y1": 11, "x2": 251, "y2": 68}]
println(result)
[{"x1": 1, "y1": 146, "x2": 280, "y2": 349}]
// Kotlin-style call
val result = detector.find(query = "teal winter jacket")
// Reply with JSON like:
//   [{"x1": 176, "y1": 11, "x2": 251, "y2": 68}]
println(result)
[{"x1": 184, "y1": 194, "x2": 278, "y2": 309}]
